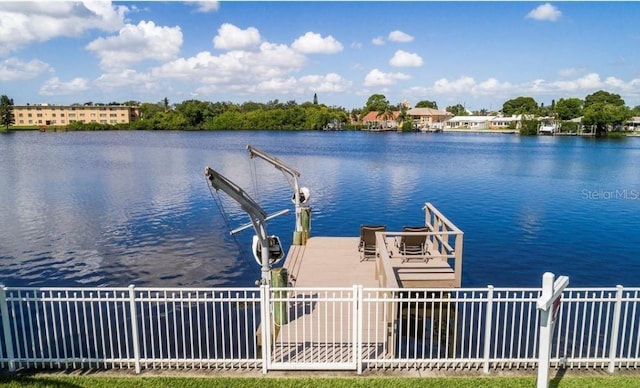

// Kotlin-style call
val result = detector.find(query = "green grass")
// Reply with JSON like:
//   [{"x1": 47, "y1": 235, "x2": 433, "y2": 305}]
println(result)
[{"x1": 0, "y1": 375, "x2": 639, "y2": 388}]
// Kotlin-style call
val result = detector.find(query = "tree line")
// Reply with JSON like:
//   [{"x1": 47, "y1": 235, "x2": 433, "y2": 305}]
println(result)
[{"x1": 2, "y1": 90, "x2": 639, "y2": 136}]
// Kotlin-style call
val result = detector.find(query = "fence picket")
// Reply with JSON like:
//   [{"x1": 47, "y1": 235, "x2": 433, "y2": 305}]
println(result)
[{"x1": 0, "y1": 285, "x2": 638, "y2": 374}]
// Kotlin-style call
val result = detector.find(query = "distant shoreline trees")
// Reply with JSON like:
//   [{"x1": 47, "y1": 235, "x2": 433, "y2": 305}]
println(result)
[
  {"x1": 0, "y1": 95, "x2": 15, "y2": 131},
  {"x1": 5, "y1": 90, "x2": 640, "y2": 135}
]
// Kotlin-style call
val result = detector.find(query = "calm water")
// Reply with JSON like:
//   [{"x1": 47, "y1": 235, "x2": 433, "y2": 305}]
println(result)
[{"x1": 1, "y1": 130, "x2": 639, "y2": 288}]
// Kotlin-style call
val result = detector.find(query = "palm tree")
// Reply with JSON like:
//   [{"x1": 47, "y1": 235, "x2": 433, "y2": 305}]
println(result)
[
  {"x1": 396, "y1": 105, "x2": 409, "y2": 128},
  {"x1": 376, "y1": 107, "x2": 396, "y2": 128}
]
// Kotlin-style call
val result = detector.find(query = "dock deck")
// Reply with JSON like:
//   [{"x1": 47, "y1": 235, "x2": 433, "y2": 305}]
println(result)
[
  {"x1": 285, "y1": 237, "x2": 379, "y2": 287},
  {"x1": 284, "y1": 235, "x2": 459, "y2": 289},
  {"x1": 261, "y1": 204, "x2": 463, "y2": 366}
]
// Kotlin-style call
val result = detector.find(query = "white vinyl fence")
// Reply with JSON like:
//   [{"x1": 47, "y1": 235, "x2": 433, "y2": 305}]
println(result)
[{"x1": 1, "y1": 284, "x2": 639, "y2": 373}]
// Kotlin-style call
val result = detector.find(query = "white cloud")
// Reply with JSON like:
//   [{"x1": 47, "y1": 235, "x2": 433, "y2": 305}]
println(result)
[
  {"x1": 422, "y1": 73, "x2": 640, "y2": 105},
  {"x1": 250, "y1": 77, "x2": 299, "y2": 94},
  {"x1": 475, "y1": 78, "x2": 513, "y2": 95},
  {"x1": 187, "y1": 1, "x2": 219, "y2": 13},
  {"x1": 40, "y1": 77, "x2": 89, "y2": 96},
  {"x1": 526, "y1": 3, "x2": 562, "y2": 22},
  {"x1": 152, "y1": 42, "x2": 307, "y2": 94},
  {"x1": 94, "y1": 69, "x2": 157, "y2": 91},
  {"x1": 388, "y1": 30, "x2": 414, "y2": 43},
  {"x1": 372, "y1": 36, "x2": 385, "y2": 46},
  {"x1": 544, "y1": 73, "x2": 603, "y2": 92},
  {"x1": 0, "y1": 1, "x2": 127, "y2": 54},
  {"x1": 86, "y1": 21, "x2": 183, "y2": 70},
  {"x1": 351, "y1": 42, "x2": 363, "y2": 50},
  {"x1": 292, "y1": 32, "x2": 343, "y2": 54},
  {"x1": 0, "y1": 58, "x2": 52, "y2": 81},
  {"x1": 389, "y1": 50, "x2": 423, "y2": 67},
  {"x1": 299, "y1": 73, "x2": 352, "y2": 93},
  {"x1": 213, "y1": 23, "x2": 261, "y2": 51},
  {"x1": 364, "y1": 69, "x2": 410, "y2": 87},
  {"x1": 432, "y1": 76, "x2": 477, "y2": 94}
]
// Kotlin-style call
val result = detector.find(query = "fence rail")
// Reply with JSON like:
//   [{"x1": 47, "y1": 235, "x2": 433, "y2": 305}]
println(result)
[{"x1": 1, "y1": 284, "x2": 639, "y2": 373}]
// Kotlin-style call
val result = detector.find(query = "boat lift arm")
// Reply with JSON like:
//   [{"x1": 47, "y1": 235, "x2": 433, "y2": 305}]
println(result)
[
  {"x1": 205, "y1": 166, "x2": 276, "y2": 284},
  {"x1": 247, "y1": 145, "x2": 306, "y2": 232}
]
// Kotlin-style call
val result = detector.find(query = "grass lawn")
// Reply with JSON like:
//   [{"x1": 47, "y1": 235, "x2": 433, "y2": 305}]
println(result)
[{"x1": 0, "y1": 375, "x2": 638, "y2": 388}]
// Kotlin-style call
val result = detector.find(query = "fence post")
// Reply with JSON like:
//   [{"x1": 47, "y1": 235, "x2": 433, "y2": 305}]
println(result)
[
  {"x1": 355, "y1": 285, "x2": 363, "y2": 374},
  {"x1": 128, "y1": 285, "x2": 141, "y2": 374},
  {"x1": 483, "y1": 285, "x2": 494, "y2": 374},
  {"x1": 536, "y1": 272, "x2": 569, "y2": 388},
  {"x1": 260, "y1": 284, "x2": 270, "y2": 374},
  {"x1": 0, "y1": 285, "x2": 15, "y2": 372},
  {"x1": 608, "y1": 285, "x2": 624, "y2": 374}
]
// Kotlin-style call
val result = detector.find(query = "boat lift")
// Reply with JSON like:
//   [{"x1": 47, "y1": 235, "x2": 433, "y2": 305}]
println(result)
[
  {"x1": 247, "y1": 145, "x2": 311, "y2": 243},
  {"x1": 205, "y1": 167, "x2": 287, "y2": 285}
]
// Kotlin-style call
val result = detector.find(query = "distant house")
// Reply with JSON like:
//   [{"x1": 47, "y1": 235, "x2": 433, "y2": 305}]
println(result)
[
  {"x1": 626, "y1": 117, "x2": 640, "y2": 131},
  {"x1": 361, "y1": 110, "x2": 400, "y2": 130},
  {"x1": 446, "y1": 116, "x2": 496, "y2": 130},
  {"x1": 406, "y1": 107, "x2": 453, "y2": 130},
  {"x1": 490, "y1": 115, "x2": 522, "y2": 130}
]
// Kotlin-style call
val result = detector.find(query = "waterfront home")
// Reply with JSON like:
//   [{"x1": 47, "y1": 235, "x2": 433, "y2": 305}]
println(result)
[
  {"x1": 626, "y1": 117, "x2": 640, "y2": 131},
  {"x1": 446, "y1": 115, "x2": 496, "y2": 130},
  {"x1": 361, "y1": 110, "x2": 400, "y2": 130},
  {"x1": 490, "y1": 115, "x2": 522, "y2": 130},
  {"x1": 406, "y1": 107, "x2": 453, "y2": 130}
]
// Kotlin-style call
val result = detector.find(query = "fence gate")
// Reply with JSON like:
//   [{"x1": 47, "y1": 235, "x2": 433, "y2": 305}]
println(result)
[{"x1": 264, "y1": 286, "x2": 360, "y2": 371}]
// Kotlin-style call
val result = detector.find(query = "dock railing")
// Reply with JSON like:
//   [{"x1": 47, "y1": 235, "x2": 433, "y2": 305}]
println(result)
[
  {"x1": 374, "y1": 203, "x2": 463, "y2": 289},
  {"x1": 424, "y1": 202, "x2": 464, "y2": 287},
  {"x1": 2, "y1": 283, "x2": 640, "y2": 374}
]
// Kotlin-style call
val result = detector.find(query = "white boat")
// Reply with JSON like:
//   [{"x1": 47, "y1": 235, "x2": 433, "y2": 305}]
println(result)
[{"x1": 538, "y1": 121, "x2": 560, "y2": 135}]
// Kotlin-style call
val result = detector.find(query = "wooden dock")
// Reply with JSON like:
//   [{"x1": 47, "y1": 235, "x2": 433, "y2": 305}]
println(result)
[
  {"x1": 259, "y1": 204, "x2": 463, "y2": 365},
  {"x1": 284, "y1": 235, "x2": 460, "y2": 289},
  {"x1": 285, "y1": 237, "x2": 380, "y2": 287}
]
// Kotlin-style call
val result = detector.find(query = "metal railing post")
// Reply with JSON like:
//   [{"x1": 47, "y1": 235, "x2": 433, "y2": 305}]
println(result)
[
  {"x1": 261, "y1": 284, "x2": 270, "y2": 374},
  {"x1": 128, "y1": 285, "x2": 141, "y2": 373},
  {"x1": 355, "y1": 285, "x2": 363, "y2": 374},
  {"x1": 483, "y1": 285, "x2": 494, "y2": 374},
  {"x1": 608, "y1": 285, "x2": 624, "y2": 374},
  {"x1": 0, "y1": 285, "x2": 15, "y2": 372}
]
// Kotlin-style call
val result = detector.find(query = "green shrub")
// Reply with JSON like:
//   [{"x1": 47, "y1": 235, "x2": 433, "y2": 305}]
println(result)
[{"x1": 519, "y1": 119, "x2": 539, "y2": 136}]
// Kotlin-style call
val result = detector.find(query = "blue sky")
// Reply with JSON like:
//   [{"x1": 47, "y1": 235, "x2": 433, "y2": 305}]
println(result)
[{"x1": 1, "y1": 1, "x2": 639, "y2": 111}]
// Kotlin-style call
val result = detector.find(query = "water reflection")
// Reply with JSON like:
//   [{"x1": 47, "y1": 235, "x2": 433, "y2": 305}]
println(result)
[{"x1": 1, "y1": 131, "x2": 639, "y2": 288}]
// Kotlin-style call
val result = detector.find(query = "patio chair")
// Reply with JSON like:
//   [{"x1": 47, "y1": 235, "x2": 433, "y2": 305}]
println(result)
[
  {"x1": 358, "y1": 225, "x2": 386, "y2": 261},
  {"x1": 396, "y1": 226, "x2": 429, "y2": 262}
]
